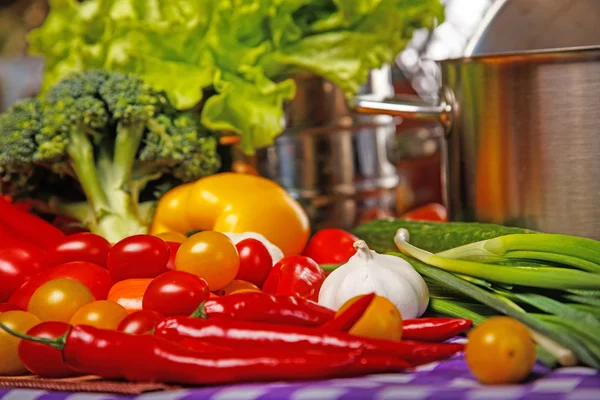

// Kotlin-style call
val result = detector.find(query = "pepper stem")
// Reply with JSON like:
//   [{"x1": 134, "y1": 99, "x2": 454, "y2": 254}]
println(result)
[
  {"x1": 353, "y1": 240, "x2": 374, "y2": 261},
  {"x1": 0, "y1": 321, "x2": 68, "y2": 351},
  {"x1": 190, "y1": 301, "x2": 208, "y2": 319}
]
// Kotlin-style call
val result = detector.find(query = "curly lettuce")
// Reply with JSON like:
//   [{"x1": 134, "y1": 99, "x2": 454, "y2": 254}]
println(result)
[{"x1": 28, "y1": 0, "x2": 444, "y2": 154}]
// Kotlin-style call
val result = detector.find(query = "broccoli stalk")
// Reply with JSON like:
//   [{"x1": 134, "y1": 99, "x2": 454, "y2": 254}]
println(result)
[{"x1": 0, "y1": 71, "x2": 220, "y2": 243}]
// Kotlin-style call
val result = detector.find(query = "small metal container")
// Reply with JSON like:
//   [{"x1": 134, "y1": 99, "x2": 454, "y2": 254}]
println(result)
[{"x1": 232, "y1": 68, "x2": 404, "y2": 231}]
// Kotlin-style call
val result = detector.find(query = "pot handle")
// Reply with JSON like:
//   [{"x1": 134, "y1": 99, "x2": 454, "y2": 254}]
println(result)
[{"x1": 351, "y1": 87, "x2": 455, "y2": 135}]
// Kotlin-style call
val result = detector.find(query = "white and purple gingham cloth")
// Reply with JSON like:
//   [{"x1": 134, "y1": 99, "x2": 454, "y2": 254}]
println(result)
[
  {"x1": 1, "y1": 337, "x2": 599, "y2": 400},
  {"x1": 1, "y1": 354, "x2": 598, "y2": 400}
]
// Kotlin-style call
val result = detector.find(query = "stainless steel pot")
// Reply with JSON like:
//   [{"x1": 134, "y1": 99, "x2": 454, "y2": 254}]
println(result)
[{"x1": 354, "y1": 46, "x2": 600, "y2": 239}]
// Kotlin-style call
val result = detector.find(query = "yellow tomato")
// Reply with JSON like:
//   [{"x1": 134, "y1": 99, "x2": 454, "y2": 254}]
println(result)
[
  {"x1": 337, "y1": 295, "x2": 403, "y2": 341},
  {"x1": 28, "y1": 278, "x2": 95, "y2": 322},
  {"x1": 218, "y1": 280, "x2": 261, "y2": 296},
  {"x1": 70, "y1": 300, "x2": 129, "y2": 330},
  {"x1": 465, "y1": 316, "x2": 536, "y2": 384},
  {"x1": 175, "y1": 231, "x2": 240, "y2": 291},
  {"x1": 154, "y1": 231, "x2": 188, "y2": 243},
  {"x1": 0, "y1": 310, "x2": 41, "y2": 375}
]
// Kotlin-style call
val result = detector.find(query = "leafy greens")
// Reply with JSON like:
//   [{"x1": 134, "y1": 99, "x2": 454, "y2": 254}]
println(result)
[{"x1": 28, "y1": 0, "x2": 444, "y2": 154}]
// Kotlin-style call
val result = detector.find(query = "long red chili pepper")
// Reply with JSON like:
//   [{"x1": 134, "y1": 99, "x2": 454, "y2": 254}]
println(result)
[
  {"x1": 402, "y1": 318, "x2": 473, "y2": 342},
  {"x1": 0, "y1": 197, "x2": 64, "y2": 249},
  {"x1": 320, "y1": 293, "x2": 376, "y2": 331},
  {"x1": 155, "y1": 317, "x2": 464, "y2": 366},
  {"x1": 0, "y1": 323, "x2": 411, "y2": 385},
  {"x1": 202, "y1": 292, "x2": 335, "y2": 326}
]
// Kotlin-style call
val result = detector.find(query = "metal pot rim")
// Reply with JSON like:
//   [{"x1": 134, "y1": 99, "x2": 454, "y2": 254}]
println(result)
[{"x1": 436, "y1": 45, "x2": 600, "y2": 65}]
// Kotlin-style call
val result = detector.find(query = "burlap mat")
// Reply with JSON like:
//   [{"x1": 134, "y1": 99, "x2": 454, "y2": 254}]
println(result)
[{"x1": 0, "y1": 375, "x2": 180, "y2": 395}]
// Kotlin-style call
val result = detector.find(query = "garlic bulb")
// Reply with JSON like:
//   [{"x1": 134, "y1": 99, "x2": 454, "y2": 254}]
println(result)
[
  {"x1": 223, "y1": 232, "x2": 284, "y2": 265},
  {"x1": 318, "y1": 240, "x2": 429, "y2": 319}
]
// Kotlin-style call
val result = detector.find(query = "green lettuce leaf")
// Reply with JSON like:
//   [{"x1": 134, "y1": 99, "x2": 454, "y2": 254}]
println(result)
[{"x1": 27, "y1": 0, "x2": 444, "y2": 154}]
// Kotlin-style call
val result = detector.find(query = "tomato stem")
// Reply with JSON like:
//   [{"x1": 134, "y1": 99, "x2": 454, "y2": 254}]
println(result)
[
  {"x1": 0, "y1": 321, "x2": 68, "y2": 351},
  {"x1": 190, "y1": 301, "x2": 208, "y2": 319}
]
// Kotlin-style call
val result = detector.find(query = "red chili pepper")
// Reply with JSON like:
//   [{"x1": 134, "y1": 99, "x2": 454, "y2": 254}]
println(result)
[
  {"x1": 402, "y1": 318, "x2": 473, "y2": 342},
  {"x1": 320, "y1": 293, "x2": 376, "y2": 331},
  {"x1": 203, "y1": 292, "x2": 335, "y2": 326},
  {"x1": 0, "y1": 323, "x2": 411, "y2": 385},
  {"x1": 262, "y1": 256, "x2": 325, "y2": 301},
  {"x1": 0, "y1": 197, "x2": 65, "y2": 249},
  {"x1": 155, "y1": 317, "x2": 464, "y2": 366}
]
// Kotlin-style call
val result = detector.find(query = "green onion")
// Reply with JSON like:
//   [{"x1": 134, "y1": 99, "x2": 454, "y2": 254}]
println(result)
[
  {"x1": 394, "y1": 229, "x2": 600, "y2": 290},
  {"x1": 437, "y1": 234, "x2": 600, "y2": 273},
  {"x1": 563, "y1": 294, "x2": 600, "y2": 307},
  {"x1": 391, "y1": 251, "x2": 600, "y2": 368},
  {"x1": 429, "y1": 298, "x2": 489, "y2": 324},
  {"x1": 491, "y1": 290, "x2": 600, "y2": 328}
]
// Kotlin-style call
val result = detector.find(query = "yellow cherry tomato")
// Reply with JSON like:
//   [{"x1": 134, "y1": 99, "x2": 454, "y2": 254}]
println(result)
[
  {"x1": 69, "y1": 300, "x2": 129, "y2": 330},
  {"x1": 337, "y1": 295, "x2": 403, "y2": 341},
  {"x1": 154, "y1": 231, "x2": 188, "y2": 243},
  {"x1": 28, "y1": 278, "x2": 95, "y2": 322},
  {"x1": 175, "y1": 231, "x2": 240, "y2": 291},
  {"x1": 0, "y1": 310, "x2": 41, "y2": 375},
  {"x1": 465, "y1": 316, "x2": 536, "y2": 384},
  {"x1": 217, "y1": 280, "x2": 261, "y2": 296}
]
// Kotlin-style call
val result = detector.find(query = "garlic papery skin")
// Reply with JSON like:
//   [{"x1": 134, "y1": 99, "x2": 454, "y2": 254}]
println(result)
[
  {"x1": 224, "y1": 232, "x2": 284, "y2": 265},
  {"x1": 318, "y1": 240, "x2": 429, "y2": 319}
]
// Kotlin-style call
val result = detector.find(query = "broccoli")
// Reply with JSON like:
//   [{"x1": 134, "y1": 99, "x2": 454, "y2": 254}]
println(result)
[{"x1": 0, "y1": 70, "x2": 221, "y2": 242}]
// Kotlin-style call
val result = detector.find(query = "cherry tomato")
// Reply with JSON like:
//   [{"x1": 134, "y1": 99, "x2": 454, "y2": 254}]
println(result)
[
  {"x1": 19, "y1": 321, "x2": 78, "y2": 378},
  {"x1": 165, "y1": 241, "x2": 181, "y2": 271},
  {"x1": 234, "y1": 238, "x2": 273, "y2": 287},
  {"x1": 217, "y1": 280, "x2": 261, "y2": 296},
  {"x1": 302, "y1": 228, "x2": 359, "y2": 264},
  {"x1": 465, "y1": 316, "x2": 536, "y2": 384},
  {"x1": 0, "y1": 247, "x2": 44, "y2": 302},
  {"x1": 262, "y1": 256, "x2": 325, "y2": 301},
  {"x1": 9, "y1": 261, "x2": 111, "y2": 310},
  {"x1": 28, "y1": 278, "x2": 95, "y2": 322},
  {"x1": 45, "y1": 233, "x2": 111, "y2": 267},
  {"x1": 69, "y1": 300, "x2": 128, "y2": 329},
  {"x1": 155, "y1": 232, "x2": 188, "y2": 243},
  {"x1": 175, "y1": 231, "x2": 239, "y2": 291},
  {"x1": 0, "y1": 310, "x2": 41, "y2": 375},
  {"x1": 107, "y1": 278, "x2": 152, "y2": 314},
  {"x1": 401, "y1": 203, "x2": 448, "y2": 222},
  {"x1": 0, "y1": 303, "x2": 21, "y2": 314},
  {"x1": 117, "y1": 310, "x2": 163, "y2": 335},
  {"x1": 107, "y1": 235, "x2": 171, "y2": 283},
  {"x1": 337, "y1": 295, "x2": 403, "y2": 341},
  {"x1": 143, "y1": 271, "x2": 210, "y2": 317}
]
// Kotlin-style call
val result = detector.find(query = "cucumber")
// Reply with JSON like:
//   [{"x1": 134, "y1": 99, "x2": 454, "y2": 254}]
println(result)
[{"x1": 352, "y1": 219, "x2": 534, "y2": 253}]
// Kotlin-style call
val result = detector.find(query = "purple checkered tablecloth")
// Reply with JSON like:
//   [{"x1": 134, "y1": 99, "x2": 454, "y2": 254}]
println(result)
[{"x1": 1, "y1": 351, "x2": 598, "y2": 400}]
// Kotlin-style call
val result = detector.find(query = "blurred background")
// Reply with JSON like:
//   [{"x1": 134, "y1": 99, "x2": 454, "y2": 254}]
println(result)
[{"x1": 0, "y1": 0, "x2": 501, "y2": 230}]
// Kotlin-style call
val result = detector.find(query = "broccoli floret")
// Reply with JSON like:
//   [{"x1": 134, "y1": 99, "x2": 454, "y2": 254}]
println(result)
[{"x1": 0, "y1": 70, "x2": 221, "y2": 242}]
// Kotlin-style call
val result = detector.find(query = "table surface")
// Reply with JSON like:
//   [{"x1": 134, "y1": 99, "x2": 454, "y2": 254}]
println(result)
[{"x1": 1, "y1": 340, "x2": 599, "y2": 400}]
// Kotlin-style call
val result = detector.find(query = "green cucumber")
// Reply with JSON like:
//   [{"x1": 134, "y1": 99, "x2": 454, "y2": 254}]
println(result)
[{"x1": 353, "y1": 219, "x2": 534, "y2": 253}]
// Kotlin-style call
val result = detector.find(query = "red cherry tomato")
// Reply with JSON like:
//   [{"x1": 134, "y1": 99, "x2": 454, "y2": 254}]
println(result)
[
  {"x1": 143, "y1": 271, "x2": 210, "y2": 317},
  {"x1": 9, "y1": 261, "x2": 111, "y2": 310},
  {"x1": 165, "y1": 241, "x2": 181, "y2": 271},
  {"x1": 45, "y1": 233, "x2": 111, "y2": 267},
  {"x1": 302, "y1": 228, "x2": 359, "y2": 264},
  {"x1": 234, "y1": 238, "x2": 273, "y2": 287},
  {"x1": 401, "y1": 203, "x2": 448, "y2": 222},
  {"x1": 0, "y1": 303, "x2": 21, "y2": 314},
  {"x1": 107, "y1": 235, "x2": 171, "y2": 283},
  {"x1": 262, "y1": 256, "x2": 325, "y2": 301},
  {"x1": 0, "y1": 247, "x2": 44, "y2": 302},
  {"x1": 18, "y1": 321, "x2": 78, "y2": 378},
  {"x1": 117, "y1": 310, "x2": 163, "y2": 335}
]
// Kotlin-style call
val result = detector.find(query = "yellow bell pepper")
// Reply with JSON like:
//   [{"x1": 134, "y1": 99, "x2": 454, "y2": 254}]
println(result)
[{"x1": 150, "y1": 173, "x2": 310, "y2": 256}]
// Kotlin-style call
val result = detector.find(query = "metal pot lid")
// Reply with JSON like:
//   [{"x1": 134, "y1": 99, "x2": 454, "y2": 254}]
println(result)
[{"x1": 465, "y1": 0, "x2": 600, "y2": 57}]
